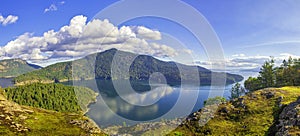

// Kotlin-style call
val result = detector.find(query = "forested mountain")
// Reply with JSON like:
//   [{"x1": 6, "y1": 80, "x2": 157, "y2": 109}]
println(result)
[
  {"x1": 0, "y1": 59, "x2": 41, "y2": 78},
  {"x1": 15, "y1": 48, "x2": 243, "y2": 85}
]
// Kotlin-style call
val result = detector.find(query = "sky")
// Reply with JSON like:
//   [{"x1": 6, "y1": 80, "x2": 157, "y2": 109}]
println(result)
[{"x1": 1, "y1": 0, "x2": 300, "y2": 70}]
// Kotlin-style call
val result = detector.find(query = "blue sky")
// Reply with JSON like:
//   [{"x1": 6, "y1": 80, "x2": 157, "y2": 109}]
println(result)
[{"x1": 1, "y1": 0, "x2": 300, "y2": 69}]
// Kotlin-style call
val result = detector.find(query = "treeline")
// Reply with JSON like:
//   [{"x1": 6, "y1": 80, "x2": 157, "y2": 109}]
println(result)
[
  {"x1": 4, "y1": 83, "x2": 96, "y2": 113},
  {"x1": 245, "y1": 57, "x2": 300, "y2": 91}
]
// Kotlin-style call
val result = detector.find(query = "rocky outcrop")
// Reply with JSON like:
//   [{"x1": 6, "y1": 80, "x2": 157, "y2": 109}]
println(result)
[
  {"x1": 0, "y1": 93, "x2": 33, "y2": 132},
  {"x1": 275, "y1": 97, "x2": 300, "y2": 136},
  {"x1": 69, "y1": 119, "x2": 102, "y2": 134},
  {"x1": 103, "y1": 118, "x2": 183, "y2": 136}
]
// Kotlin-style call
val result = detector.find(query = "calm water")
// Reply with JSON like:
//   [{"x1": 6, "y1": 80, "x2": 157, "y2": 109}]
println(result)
[
  {"x1": 0, "y1": 78, "x2": 14, "y2": 88},
  {"x1": 64, "y1": 71, "x2": 257, "y2": 127},
  {"x1": 63, "y1": 79, "x2": 233, "y2": 127}
]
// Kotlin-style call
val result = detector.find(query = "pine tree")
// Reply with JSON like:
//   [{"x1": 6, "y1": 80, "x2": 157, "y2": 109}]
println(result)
[
  {"x1": 230, "y1": 83, "x2": 245, "y2": 99},
  {"x1": 259, "y1": 58, "x2": 275, "y2": 88}
]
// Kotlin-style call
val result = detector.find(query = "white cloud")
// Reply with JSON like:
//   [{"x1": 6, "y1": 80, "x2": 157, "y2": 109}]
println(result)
[
  {"x1": 195, "y1": 53, "x2": 300, "y2": 70},
  {"x1": 240, "y1": 40, "x2": 300, "y2": 49},
  {"x1": 277, "y1": 53, "x2": 300, "y2": 60},
  {"x1": 44, "y1": 1, "x2": 65, "y2": 13},
  {"x1": 20, "y1": 48, "x2": 48, "y2": 60},
  {"x1": 131, "y1": 26, "x2": 161, "y2": 40},
  {"x1": 0, "y1": 14, "x2": 18, "y2": 26},
  {"x1": 59, "y1": 1, "x2": 65, "y2": 5},
  {"x1": 44, "y1": 4, "x2": 58, "y2": 13},
  {"x1": 0, "y1": 15, "x2": 178, "y2": 64},
  {"x1": 232, "y1": 54, "x2": 245, "y2": 57}
]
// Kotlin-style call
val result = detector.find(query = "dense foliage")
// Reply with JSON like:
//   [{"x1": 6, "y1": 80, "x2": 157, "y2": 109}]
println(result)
[
  {"x1": 245, "y1": 57, "x2": 300, "y2": 91},
  {"x1": 15, "y1": 48, "x2": 243, "y2": 85},
  {"x1": 4, "y1": 83, "x2": 96, "y2": 112},
  {"x1": 0, "y1": 59, "x2": 40, "y2": 77}
]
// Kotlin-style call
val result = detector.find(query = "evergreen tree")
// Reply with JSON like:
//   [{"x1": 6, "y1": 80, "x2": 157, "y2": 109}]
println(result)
[
  {"x1": 230, "y1": 83, "x2": 245, "y2": 99},
  {"x1": 244, "y1": 77, "x2": 261, "y2": 92},
  {"x1": 259, "y1": 58, "x2": 275, "y2": 88}
]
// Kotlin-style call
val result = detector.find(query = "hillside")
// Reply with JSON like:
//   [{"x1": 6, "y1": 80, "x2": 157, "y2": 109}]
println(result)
[
  {"x1": 4, "y1": 83, "x2": 98, "y2": 113},
  {"x1": 14, "y1": 48, "x2": 243, "y2": 85},
  {"x1": 0, "y1": 59, "x2": 41, "y2": 78},
  {"x1": 168, "y1": 87, "x2": 300, "y2": 135},
  {"x1": 0, "y1": 87, "x2": 105, "y2": 135}
]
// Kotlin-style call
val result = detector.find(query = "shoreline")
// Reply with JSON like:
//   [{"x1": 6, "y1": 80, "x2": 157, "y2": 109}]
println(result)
[{"x1": 82, "y1": 92, "x2": 99, "y2": 115}]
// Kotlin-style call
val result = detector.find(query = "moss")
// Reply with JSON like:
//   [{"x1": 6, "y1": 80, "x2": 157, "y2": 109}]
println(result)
[
  {"x1": 24, "y1": 110, "x2": 84, "y2": 135},
  {"x1": 173, "y1": 131, "x2": 183, "y2": 136},
  {"x1": 278, "y1": 86, "x2": 300, "y2": 104}
]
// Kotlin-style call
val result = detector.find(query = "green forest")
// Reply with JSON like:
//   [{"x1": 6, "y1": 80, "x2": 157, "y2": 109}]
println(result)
[
  {"x1": 245, "y1": 57, "x2": 300, "y2": 91},
  {"x1": 4, "y1": 83, "x2": 97, "y2": 113}
]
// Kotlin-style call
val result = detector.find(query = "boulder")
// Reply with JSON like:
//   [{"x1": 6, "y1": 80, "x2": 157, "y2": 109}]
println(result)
[
  {"x1": 265, "y1": 92, "x2": 275, "y2": 99},
  {"x1": 275, "y1": 97, "x2": 300, "y2": 135},
  {"x1": 219, "y1": 107, "x2": 229, "y2": 113}
]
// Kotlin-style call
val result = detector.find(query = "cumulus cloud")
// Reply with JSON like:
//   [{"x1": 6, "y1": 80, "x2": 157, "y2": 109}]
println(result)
[
  {"x1": 0, "y1": 14, "x2": 18, "y2": 26},
  {"x1": 131, "y1": 26, "x2": 161, "y2": 40},
  {"x1": 44, "y1": 1, "x2": 65, "y2": 13},
  {"x1": 0, "y1": 15, "x2": 177, "y2": 63}
]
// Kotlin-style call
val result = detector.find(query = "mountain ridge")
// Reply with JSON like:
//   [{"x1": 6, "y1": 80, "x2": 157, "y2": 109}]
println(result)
[
  {"x1": 14, "y1": 48, "x2": 243, "y2": 85},
  {"x1": 0, "y1": 59, "x2": 41, "y2": 78}
]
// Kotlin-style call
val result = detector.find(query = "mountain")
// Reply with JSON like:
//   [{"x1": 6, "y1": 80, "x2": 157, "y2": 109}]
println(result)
[
  {"x1": 0, "y1": 59, "x2": 41, "y2": 78},
  {"x1": 14, "y1": 48, "x2": 243, "y2": 85}
]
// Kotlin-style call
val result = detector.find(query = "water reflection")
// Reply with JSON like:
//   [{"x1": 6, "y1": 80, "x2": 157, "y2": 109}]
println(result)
[
  {"x1": 88, "y1": 81, "x2": 178, "y2": 125},
  {"x1": 121, "y1": 85, "x2": 174, "y2": 106},
  {"x1": 63, "y1": 79, "x2": 234, "y2": 127}
]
